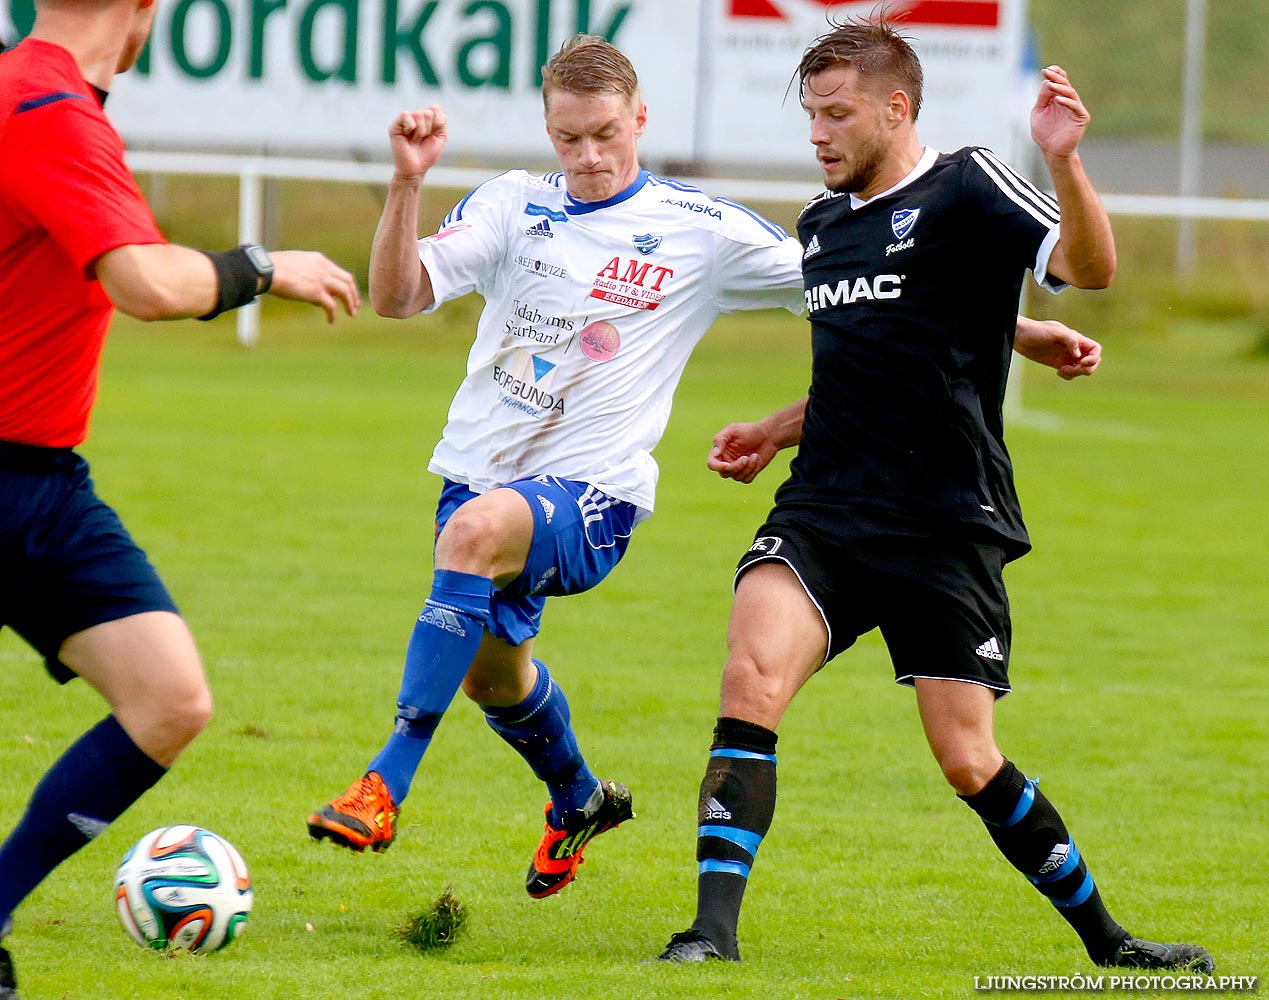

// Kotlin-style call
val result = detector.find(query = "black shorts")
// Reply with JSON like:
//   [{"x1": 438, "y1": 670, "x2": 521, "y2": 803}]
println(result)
[
  {"x1": 736, "y1": 503, "x2": 1013, "y2": 695},
  {"x1": 0, "y1": 441, "x2": 178, "y2": 683}
]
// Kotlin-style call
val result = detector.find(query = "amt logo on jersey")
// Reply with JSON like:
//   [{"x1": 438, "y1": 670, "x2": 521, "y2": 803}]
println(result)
[
  {"x1": 590, "y1": 257, "x2": 674, "y2": 311},
  {"x1": 805, "y1": 273, "x2": 903, "y2": 313}
]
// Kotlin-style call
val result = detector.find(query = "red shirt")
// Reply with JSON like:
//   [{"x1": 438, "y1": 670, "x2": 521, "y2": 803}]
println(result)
[{"x1": 0, "y1": 38, "x2": 166, "y2": 448}]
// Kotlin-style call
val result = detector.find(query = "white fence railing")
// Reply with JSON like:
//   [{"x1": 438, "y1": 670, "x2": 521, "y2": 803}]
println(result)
[{"x1": 124, "y1": 151, "x2": 1269, "y2": 347}]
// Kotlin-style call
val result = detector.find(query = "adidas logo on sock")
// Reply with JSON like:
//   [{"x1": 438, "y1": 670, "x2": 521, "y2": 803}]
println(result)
[
  {"x1": 68, "y1": 812, "x2": 110, "y2": 840},
  {"x1": 703, "y1": 797, "x2": 732, "y2": 821},
  {"x1": 974, "y1": 636, "x2": 1004, "y2": 661},
  {"x1": 536, "y1": 494, "x2": 556, "y2": 524},
  {"x1": 419, "y1": 604, "x2": 468, "y2": 637},
  {"x1": 525, "y1": 219, "x2": 554, "y2": 238},
  {"x1": 1038, "y1": 842, "x2": 1071, "y2": 877},
  {"x1": 803, "y1": 234, "x2": 821, "y2": 259}
]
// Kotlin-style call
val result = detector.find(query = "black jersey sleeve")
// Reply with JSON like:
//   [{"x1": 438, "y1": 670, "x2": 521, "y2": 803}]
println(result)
[{"x1": 959, "y1": 147, "x2": 1061, "y2": 281}]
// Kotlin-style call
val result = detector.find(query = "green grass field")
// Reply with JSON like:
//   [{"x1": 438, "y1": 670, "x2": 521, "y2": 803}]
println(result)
[
  {"x1": 1030, "y1": 0, "x2": 1269, "y2": 143},
  {"x1": 1, "y1": 304, "x2": 1266, "y2": 999}
]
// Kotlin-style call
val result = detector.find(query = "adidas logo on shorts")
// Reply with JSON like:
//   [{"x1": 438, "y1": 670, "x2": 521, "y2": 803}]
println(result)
[{"x1": 974, "y1": 636, "x2": 1004, "y2": 661}]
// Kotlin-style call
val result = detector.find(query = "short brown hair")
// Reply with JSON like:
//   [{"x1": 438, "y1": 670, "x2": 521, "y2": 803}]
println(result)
[
  {"x1": 541, "y1": 34, "x2": 640, "y2": 109},
  {"x1": 797, "y1": 13, "x2": 923, "y2": 122}
]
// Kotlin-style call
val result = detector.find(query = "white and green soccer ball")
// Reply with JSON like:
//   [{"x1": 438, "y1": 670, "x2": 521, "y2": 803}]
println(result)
[{"x1": 115, "y1": 825, "x2": 253, "y2": 953}]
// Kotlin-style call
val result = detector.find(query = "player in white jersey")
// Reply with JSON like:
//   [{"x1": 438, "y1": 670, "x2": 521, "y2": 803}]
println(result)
[
  {"x1": 305, "y1": 34, "x2": 805, "y2": 898},
  {"x1": 423, "y1": 168, "x2": 800, "y2": 511}
]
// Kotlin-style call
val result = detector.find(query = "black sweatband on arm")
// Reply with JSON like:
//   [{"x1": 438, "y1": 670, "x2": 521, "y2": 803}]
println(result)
[{"x1": 197, "y1": 246, "x2": 262, "y2": 321}]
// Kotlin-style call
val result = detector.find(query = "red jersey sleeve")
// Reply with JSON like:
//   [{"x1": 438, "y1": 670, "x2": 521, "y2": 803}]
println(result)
[{"x1": 4, "y1": 94, "x2": 166, "y2": 275}]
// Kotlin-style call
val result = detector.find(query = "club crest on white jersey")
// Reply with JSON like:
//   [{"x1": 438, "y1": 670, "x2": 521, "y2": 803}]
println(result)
[{"x1": 632, "y1": 233, "x2": 662, "y2": 255}]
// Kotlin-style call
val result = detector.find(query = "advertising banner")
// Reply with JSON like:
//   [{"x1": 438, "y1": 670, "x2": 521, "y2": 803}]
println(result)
[
  {"x1": 700, "y1": 0, "x2": 1031, "y2": 166},
  {"x1": 2, "y1": 0, "x2": 1029, "y2": 168}
]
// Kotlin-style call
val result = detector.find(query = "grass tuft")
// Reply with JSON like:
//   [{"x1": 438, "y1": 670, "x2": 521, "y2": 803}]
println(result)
[{"x1": 393, "y1": 889, "x2": 469, "y2": 953}]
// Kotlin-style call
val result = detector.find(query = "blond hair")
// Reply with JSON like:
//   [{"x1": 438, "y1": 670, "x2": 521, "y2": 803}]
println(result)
[{"x1": 541, "y1": 34, "x2": 640, "y2": 109}]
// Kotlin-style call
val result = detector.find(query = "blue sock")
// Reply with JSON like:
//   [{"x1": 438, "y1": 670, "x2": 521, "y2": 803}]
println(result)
[
  {"x1": 0, "y1": 715, "x2": 166, "y2": 924},
  {"x1": 368, "y1": 569, "x2": 492, "y2": 805},
  {"x1": 482, "y1": 659, "x2": 599, "y2": 824}
]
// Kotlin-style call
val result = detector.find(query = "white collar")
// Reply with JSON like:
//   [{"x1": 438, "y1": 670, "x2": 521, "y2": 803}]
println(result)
[{"x1": 849, "y1": 146, "x2": 940, "y2": 209}]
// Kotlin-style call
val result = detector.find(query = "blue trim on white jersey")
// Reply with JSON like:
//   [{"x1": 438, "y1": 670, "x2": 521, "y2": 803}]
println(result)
[
  {"x1": 444, "y1": 170, "x2": 515, "y2": 226},
  {"x1": 445, "y1": 186, "x2": 480, "y2": 226},
  {"x1": 564, "y1": 169, "x2": 649, "y2": 215},
  {"x1": 717, "y1": 197, "x2": 789, "y2": 240},
  {"x1": 648, "y1": 176, "x2": 789, "y2": 239},
  {"x1": 648, "y1": 175, "x2": 704, "y2": 194}
]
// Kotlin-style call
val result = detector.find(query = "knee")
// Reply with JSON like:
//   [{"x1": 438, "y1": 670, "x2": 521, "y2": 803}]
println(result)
[
  {"x1": 461, "y1": 660, "x2": 532, "y2": 709},
  {"x1": 127, "y1": 670, "x2": 212, "y2": 764},
  {"x1": 435, "y1": 508, "x2": 506, "y2": 575},
  {"x1": 158, "y1": 675, "x2": 214, "y2": 750},
  {"x1": 178, "y1": 682, "x2": 214, "y2": 742},
  {"x1": 461, "y1": 671, "x2": 508, "y2": 706},
  {"x1": 719, "y1": 653, "x2": 792, "y2": 730},
  {"x1": 935, "y1": 749, "x2": 1002, "y2": 797}
]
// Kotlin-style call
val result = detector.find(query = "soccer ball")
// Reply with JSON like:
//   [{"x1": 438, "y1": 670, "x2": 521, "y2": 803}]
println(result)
[{"x1": 114, "y1": 825, "x2": 253, "y2": 953}]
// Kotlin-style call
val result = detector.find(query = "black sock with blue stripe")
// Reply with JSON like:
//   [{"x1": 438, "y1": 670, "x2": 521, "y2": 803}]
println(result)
[
  {"x1": 961, "y1": 759, "x2": 1127, "y2": 964},
  {"x1": 689, "y1": 716, "x2": 778, "y2": 959}
]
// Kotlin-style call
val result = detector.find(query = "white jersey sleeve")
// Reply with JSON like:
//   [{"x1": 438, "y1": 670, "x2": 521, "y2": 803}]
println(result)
[
  {"x1": 709, "y1": 198, "x2": 805, "y2": 314},
  {"x1": 415, "y1": 171, "x2": 518, "y2": 311}
]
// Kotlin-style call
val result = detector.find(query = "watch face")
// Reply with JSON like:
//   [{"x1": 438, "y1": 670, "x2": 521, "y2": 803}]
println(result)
[{"x1": 244, "y1": 245, "x2": 273, "y2": 274}]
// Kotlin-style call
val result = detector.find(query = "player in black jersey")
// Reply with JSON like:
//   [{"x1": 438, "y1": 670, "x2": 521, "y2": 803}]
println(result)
[{"x1": 657, "y1": 16, "x2": 1213, "y2": 972}]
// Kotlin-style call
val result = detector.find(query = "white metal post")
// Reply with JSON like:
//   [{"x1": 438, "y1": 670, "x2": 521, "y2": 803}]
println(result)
[
  {"x1": 237, "y1": 164, "x2": 263, "y2": 346},
  {"x1": 1177, "y1": 0, "x2": 1207, "y2": 275}
]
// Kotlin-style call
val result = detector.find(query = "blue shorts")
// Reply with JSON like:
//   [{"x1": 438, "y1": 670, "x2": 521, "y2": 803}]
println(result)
[
  {"x1": 436, "y1": 476, "x2": 639, "y2": 646},
  {"x1": 0, "y1": 442, "x2": 178, "y2": 683}
]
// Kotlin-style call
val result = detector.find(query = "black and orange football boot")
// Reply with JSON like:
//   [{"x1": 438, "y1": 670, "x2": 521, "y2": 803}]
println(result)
[
  {"x1": 525, "y1": 779, "x2": 633, "y2": 898},
  {"x1": 307, "y1": 772, "x2": 400, "y2": 853}
]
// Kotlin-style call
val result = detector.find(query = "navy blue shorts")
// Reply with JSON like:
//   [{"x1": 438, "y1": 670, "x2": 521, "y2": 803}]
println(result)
[
  {"x1": 436, "y1": 476, "x2": 639, "y2": 646},
  {"x1": 736, "y1": 503, "x2": 1012, "y2": 696},
  {"x1": 0, "y1": 442, "x2": 178, "y2": 683}
]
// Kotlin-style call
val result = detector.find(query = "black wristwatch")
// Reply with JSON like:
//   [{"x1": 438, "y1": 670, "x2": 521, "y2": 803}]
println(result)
[{"x1": 241, "y1": 244, "x2": 274, "y2": 295}]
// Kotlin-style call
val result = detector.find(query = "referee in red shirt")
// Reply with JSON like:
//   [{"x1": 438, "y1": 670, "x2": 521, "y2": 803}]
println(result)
[{"x1": 0, "y1": 0, "x2": 360, "y2": 993}]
